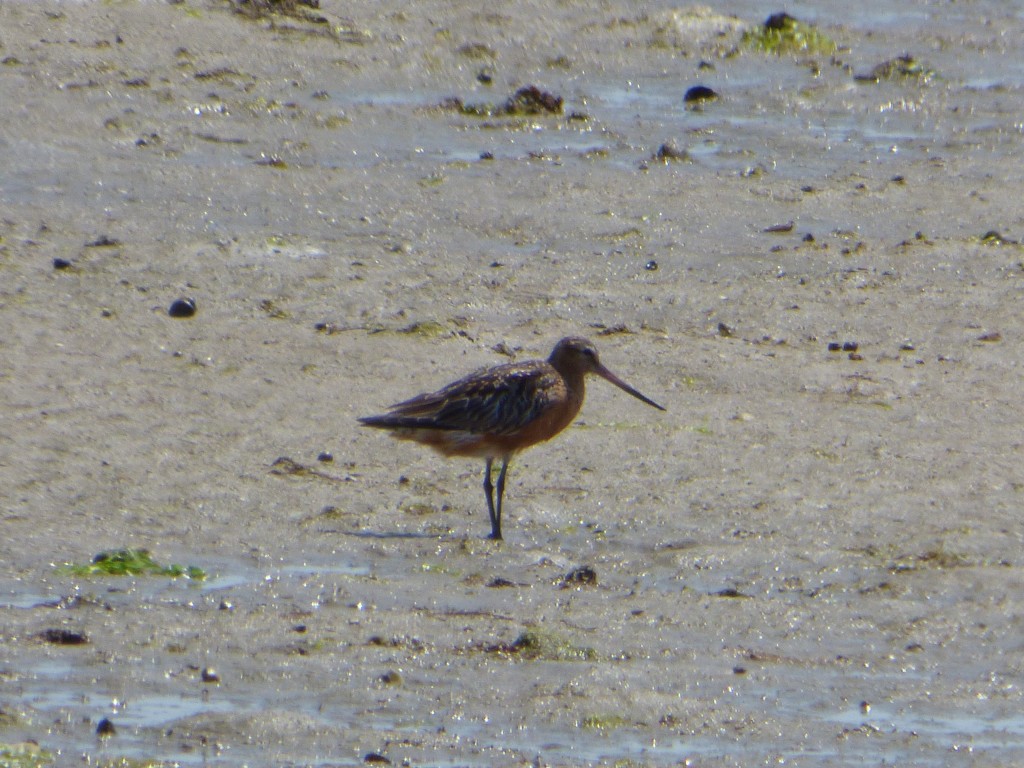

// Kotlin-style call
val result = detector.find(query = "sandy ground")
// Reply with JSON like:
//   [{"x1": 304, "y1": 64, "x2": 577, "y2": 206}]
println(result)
[{"x1": 2, "y1": 1, "x2": 1024, "y2": 766}]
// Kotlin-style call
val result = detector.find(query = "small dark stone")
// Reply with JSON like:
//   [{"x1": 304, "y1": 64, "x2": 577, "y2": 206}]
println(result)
[
  {"x1": 317, "y1": 452, "x2": 333, "y2": 463},
  {"x1": 505, "y1": 85, "x2": 562, "y2": 115},
  {"x1": 168, "y1": 297, "x2": 197, "y2": 318},
  {"x1": 718, "y1": 322, "x2": 733, "y2": 338},
  {"x1": 842, "y1": 341, "x2": 859, "y2": 352},
  {"x1": 764, "y1": 12, "x2": 797, "y2": 30},
  {"x1": 827, "y1": 342, "x2": 842, "y2": 352},
  {"x1": 201, "y1": 667, "x2": 220, "y2": 683},
  {"x1": 52, "y1": 257, "x2": 73, "y2": 270},
  {"x1": 476, "y1": 68, "x2": 493, "y2": 85},
  {"x1": 764, "y1": 221, "x2": 794, "y2": 233},
  {"x1": 683, "y1": 85, "x2": 718, "y2": 103},
  {"x1": 645, "y1": 260, "x2": 658, "y2": 271},
  {"x1": 85, "y1": 235, "x2": 120, "y2": 248},
  {"x1": 561, "y1": 565, "x2": 597, "y2": 587},
  {"x1": 292, "y1": 624, "x2": 308, "y2": 633},
  {"x1": 96, "y1": 717, "x2": 116, "y2": 736},
  {"x1": 656, "y1": 142, "x2": 687, "y2": 161},
  {"x1": 487, "y1": 577, "x2": 519, "y2": 588},
  {"x1": 802, "y1": 233, "x2": 815, "y2": 242},
  {"x1": 39, "y1": 628, "x2": 89, "y2": 645},
  {"x1": 733, "y1": 666, "x2": 747, "y2": 675},
  {"x1": 479, "y1": 151, "x2": 494, "y2": 160},
  {"x1": 364, "y1": 753, "x2": 391, "y2": 764},
  {"x1": 713, "y1": 587, "x2": 746, "y2": 598}
]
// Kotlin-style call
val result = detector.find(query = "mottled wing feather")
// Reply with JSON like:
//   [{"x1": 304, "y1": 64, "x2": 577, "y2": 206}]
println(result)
[{"x1": 373, "y1": 362, "x2": 559, "y2": 436}]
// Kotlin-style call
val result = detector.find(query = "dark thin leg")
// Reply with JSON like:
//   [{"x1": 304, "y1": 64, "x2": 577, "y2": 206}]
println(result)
[
  {"x1": 483, "y1": 458, "x2": 501, "y2": 540},
  {"x1": 493, "y1": 457, "x2": 510, "y2": 541}
]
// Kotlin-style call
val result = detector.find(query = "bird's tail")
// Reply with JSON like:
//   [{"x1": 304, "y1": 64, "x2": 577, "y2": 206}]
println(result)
[{"x1": 358, "y1": 414, "x2": 461, "y2": 431}]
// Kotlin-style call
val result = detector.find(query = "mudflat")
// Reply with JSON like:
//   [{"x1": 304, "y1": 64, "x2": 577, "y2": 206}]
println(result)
[{"x1": 2, "y1": 1, "x2": 1023, "y2": 765}]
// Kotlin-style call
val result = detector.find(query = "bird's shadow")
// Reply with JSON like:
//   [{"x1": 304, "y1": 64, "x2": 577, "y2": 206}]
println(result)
[{"x1": 336, "y1": 528, "x2": 444, "y2": 540}]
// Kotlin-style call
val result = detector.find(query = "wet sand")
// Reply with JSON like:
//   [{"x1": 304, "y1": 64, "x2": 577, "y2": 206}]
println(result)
[{"x1": 2, "y1": 1, "x2": 1024, "y2": 765}]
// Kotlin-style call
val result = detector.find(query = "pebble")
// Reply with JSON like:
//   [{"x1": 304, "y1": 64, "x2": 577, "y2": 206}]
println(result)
[
  {"x1": 168, "y1": 297, "x2": 197, "y2": 318},
  {"x1": 683, "y1": 85, "x2": 718, "y2": 102}
]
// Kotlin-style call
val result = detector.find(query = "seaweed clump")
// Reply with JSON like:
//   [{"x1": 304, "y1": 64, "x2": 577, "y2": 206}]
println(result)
[
  {"x1": 742, "y1": 12, "x2": 836, "y2": 56},
  {"x1": 855, "y1": 55, "x2": 937, "y2": 84},
  {"x1": 60, "y1": 548, "x2": 206, "y2": 580},
  {"x1": 444, "y1": 85, "x2": 563, "y2": 118},
  {"x1": 488, "y1": 629, "x2": 597, "y2": 661}
]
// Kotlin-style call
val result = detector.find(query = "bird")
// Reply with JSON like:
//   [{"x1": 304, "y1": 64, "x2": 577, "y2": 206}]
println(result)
[{"x1": 358, "y1": 336, "x2": 665, "y2": 540}]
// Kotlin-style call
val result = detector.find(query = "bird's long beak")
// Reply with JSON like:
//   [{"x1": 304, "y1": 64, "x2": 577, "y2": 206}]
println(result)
[{"x1": 595, "y1": 364, "x2": 666, "y2": 411}]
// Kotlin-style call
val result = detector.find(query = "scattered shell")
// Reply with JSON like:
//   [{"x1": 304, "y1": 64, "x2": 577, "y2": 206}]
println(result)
[{"x1": 828, "y1": 341, "x2": 858, "y2": 352}]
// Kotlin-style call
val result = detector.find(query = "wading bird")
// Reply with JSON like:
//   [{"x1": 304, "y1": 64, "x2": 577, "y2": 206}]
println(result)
[{"x1": 359, "y1": 336, "x2": 665, "y2": 540}]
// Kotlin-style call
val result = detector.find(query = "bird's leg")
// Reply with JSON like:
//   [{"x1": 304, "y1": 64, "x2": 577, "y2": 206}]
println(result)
[
  {"x1": 493, "y1": 457, "x2": 510, "y2": 541},
  {"x1": 483, "y1": 458, "x2": 501, "y2": 540}
]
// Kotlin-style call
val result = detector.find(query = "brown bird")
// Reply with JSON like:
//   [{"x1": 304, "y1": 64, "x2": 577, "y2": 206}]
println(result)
[{"x1": 358, "y1": 336, "x2": 665, "y2": 540}]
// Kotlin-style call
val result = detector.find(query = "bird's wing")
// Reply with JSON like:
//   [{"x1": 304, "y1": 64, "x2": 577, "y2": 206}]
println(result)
[{"x1": 384, "y1": 363, "x2": 561, "y2": 436}]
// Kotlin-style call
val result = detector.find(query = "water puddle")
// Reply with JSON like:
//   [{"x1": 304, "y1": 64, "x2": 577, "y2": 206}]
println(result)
[{"x1": 833, "y1": 701, "x2": 1024, "y2": 750}]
